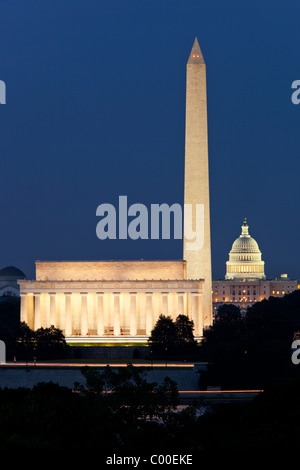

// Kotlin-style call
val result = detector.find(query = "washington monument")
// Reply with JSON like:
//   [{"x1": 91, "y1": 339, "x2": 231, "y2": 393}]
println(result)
[
  {"x1": 184, "y1": 38, "x2": 212, "y2": 326},
  {"x1": 18, "y1": 38, "x2": 213, "y2": 342}
]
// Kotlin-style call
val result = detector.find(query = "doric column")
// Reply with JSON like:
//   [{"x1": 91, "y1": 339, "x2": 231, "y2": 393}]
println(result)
[
  {"x1": 34, "y1": 293, "x2": 41, "y2": 330},
  {"x1": 129, "y1": 292, "x2": 137, "y2": 336},
  {"x1": 20, "y1": 294, "x2": 27, "y2": 324},
  {"x1": 96, "y1": 293, "x2": 104, "y2": 336},
  {"x1": 113, "y1": 293, "x2": 120, "y2": 336},
  {"x1": 197, "y1": 292, "x2": 203, "y2": 335},
  {"x1": 49, "y1": 293, "x2": 56, "y2": 327},
  {"x1": 65, "y1": 293, "x2": 72, "y2": 336},
  {"x1": 177, "y1": 293, "x2": 185, "y2": 316},
  {"x1": 80, "y1": 293, "x2": 88, "y2": 336},
  {"x1": 191, "y1": 292, "x2": 202, "y2": 336},
  {"x1": 162, "y1": 293, "x2": 168, "y2": 315},
  {"x1": 145, "y1": 293, "x2": 153, "y2": 336},
  {"x1": 26, "y1": 294, "x2": 34, "y2": 329}
]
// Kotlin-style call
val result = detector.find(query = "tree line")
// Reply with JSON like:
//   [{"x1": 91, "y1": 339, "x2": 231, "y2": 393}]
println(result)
[
  {"x1": 0, "y1": 297, "x2": 68, "y2": 360},
  {"x1": 1, "y1": 290, "x2": 300, "y2": 390},
  {"x1": 0, "y1": 364, "x2": 300, "y2": 451},
  {"x1": 147, "y1": 291, "x2": 300, "y2": 389},
  {"x1": 199, "y1": 290, "x2": 300, "y2": 389}
]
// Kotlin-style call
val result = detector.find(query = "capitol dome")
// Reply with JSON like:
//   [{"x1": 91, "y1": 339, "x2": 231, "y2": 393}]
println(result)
[
  {"x1": 0, "y1": 266, "x2": 26, "y2": 280},
  {"x1": 0, "y1": 266, "x2": 26, "y2": 298},
  {"x1": 225, "y1": 218, "x2": 266, "y2": 280}
]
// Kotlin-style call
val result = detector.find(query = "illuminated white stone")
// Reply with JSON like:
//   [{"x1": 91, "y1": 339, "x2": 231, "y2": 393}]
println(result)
[
  {"x1": 226, "y1": 218, "x2": 266, "y2": 280},
  {"x1": 183, "y1": 38, "x2": 212, "y2": 327}
]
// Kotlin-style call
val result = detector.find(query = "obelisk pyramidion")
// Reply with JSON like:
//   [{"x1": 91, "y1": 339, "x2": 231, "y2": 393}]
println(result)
[{"x1": 183, "y1": 37, "x2": 212, "y2": 326}]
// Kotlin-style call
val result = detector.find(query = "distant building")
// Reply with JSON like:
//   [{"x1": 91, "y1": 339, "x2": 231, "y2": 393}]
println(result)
[
  {"x1": 212, "y1": 218, "x2": 299, "y2": 315},
  {"x1": 0, "y1": 266, "x2": 26, "y2": 297}
]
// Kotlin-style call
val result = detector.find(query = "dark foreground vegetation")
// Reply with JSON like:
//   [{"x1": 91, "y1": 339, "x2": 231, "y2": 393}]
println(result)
[
  {"x1": 148, "y1": 314, "x2": 198, "y2": 360},
  {"x1": 199, "y1": 290, "x2": 300, "y2": 389},
  {"x1": 0, "y1": 297, "x2": 68, "y2": 360},
  {"x1": 148, "y1": 291, "x2": 300, "y2": 389},
  {"x1": 0, "y1": 365, "x2": 300, "y2": 452}
]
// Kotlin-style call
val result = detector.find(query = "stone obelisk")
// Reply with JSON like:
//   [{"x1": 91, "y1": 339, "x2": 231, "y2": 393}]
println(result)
[{"x1": 183, "y1": 37, "x2": 212, "y2": 327}]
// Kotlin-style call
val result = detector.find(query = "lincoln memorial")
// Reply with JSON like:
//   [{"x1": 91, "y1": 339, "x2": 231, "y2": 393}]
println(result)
[{"x1": 19, "y1": 261, "x2": 204, "y2": 343}]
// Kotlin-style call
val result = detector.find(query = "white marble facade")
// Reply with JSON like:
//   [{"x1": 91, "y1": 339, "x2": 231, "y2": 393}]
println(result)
[{"x1": 19, "y1": 261, "x2": 204, "y2": 342}]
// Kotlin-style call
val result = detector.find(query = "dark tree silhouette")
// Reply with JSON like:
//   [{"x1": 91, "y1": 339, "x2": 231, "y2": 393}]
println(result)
[
  {"x1": 0, "y1": 296, "x2": 21, "y2": 359},
  {"x1": 199, "y1": 291, "x2": 300, "y2": 389},
  {"x1": 175, "y1": 314, "x2": 198, "y2": 357},
  {"x1": 148, "y1": 314, "x2": 198, "y2": 359},
  {"x1": 148, "y1": 315, "x2": 177, "y2": 359},
  {"x1": 16, "y1": 323, "x2": 68, "y2": 360}
]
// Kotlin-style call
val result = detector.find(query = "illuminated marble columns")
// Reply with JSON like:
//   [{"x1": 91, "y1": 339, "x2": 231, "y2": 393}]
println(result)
[
  {"x1": 129, "y1": 293, "x2": 137, "y2": 336},
  {"x1": 20, "y1": 294, "x2": 27, "y2": 324},
  {"x1": 27, "y1": 294, "x2": 34, "y2": 330},
  {"x1": 145, "y1": 293, "x2": 153, "y2": 336},
  {"x1": 162, "y1": 293, "x2": 168, "y2": 316},
  {"x1": 81, "y1": 293, "x2": 88, "y2": 336},
  {"x1": 113, "y1": 293, "x2": 120, "y2": 336},
  {"x1": 21, "y1": 293, "x2": 34, "y2": 331},
  {"x1": 49, "y1": 293, "x2": 56, "y2": 327},
  {"x1": 96, "y1": 293, "x2": 104, "y2": 336},
  {"x1": 177, "y1": 293, "x2": 185, "y2": 316},
  {"x1": 18, "y1": 280, "x2": 204, "y2": 339},
  {"x1": 65, "y1": 293, "x2": 72, "y2": 336},
  {"x1": 34, "y1": 293, "x2": 41, "y2": 330},
  {"x1": 191, "y1": 293, "x2": 202, "y2": 336}
]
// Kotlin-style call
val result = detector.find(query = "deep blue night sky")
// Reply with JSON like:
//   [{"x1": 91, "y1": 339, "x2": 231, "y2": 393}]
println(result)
[{"x1": 0, "y1": 0, "x2": 299, "y2": 280}]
